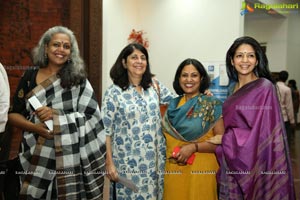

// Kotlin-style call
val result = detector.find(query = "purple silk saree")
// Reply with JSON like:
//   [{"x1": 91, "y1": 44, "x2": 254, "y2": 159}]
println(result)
[{"x1": 216, "y1": 78, "x2": 295, "y2": 200}]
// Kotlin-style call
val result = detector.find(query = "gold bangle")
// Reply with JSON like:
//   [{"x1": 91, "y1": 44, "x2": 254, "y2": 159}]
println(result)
[{"x1": 194, "y1": 143, "x2": 198, "y2": 152}]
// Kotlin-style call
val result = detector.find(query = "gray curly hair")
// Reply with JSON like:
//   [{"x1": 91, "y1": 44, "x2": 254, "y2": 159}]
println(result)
[{"x1": 32, "y1": 26, "x2": 86, "y2": 88}]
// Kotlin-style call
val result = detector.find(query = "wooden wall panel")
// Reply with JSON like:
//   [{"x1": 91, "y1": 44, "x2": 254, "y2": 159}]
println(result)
[{"x1": 70, "y1": 0, "x2": 103, "y2": 103}]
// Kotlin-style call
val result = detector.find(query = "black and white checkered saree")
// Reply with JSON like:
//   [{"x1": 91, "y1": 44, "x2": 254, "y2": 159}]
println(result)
[{"x1": 19, "y1": 75, "x2": 106, "y2": 200}]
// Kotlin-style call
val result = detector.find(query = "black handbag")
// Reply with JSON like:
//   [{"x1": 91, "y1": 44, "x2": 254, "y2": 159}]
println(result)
[
  {"x1": 0, "y1": 123, "x2": 12, "y2": 195},
  {"x1": 0, "y1": 123, "x2": 12, "y2": 166},
  {"x1": 0, "y1": 124, "x2": 21, "y2": 199}
]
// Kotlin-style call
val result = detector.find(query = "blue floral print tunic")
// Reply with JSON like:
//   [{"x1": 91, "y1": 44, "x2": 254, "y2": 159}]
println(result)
[{"x1": 101, "y1": 80, "x2": 173, "y2": 200}]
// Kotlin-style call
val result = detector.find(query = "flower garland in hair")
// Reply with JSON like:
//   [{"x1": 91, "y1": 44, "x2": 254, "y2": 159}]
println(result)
[{"x1": 128, "y1": 29, "x2": 149, "y2": 48}]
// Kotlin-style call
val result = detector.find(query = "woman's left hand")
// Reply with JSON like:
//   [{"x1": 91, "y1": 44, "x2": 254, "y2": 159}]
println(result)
[
  {"x1": 35, "y1": 106, "x2": 53, "y2": 122},
  {"x1": 175, "y1": 144, "x2": 195, "y2": 164}
]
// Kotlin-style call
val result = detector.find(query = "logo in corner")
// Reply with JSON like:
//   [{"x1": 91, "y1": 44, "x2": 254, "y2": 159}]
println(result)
[{"x1": 241, "y1": 1, "x2": 254, "y2": 16}]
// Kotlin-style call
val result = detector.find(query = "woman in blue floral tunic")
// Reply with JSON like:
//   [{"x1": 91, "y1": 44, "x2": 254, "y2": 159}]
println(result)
[{"x1": 101, "y1": 43, "x2": 174, "y2": 199}]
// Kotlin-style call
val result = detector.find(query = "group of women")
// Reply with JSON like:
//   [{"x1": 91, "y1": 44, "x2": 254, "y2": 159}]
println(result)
[{"x1": 7, "y1": 25, "x2": 295, "y2": 199}]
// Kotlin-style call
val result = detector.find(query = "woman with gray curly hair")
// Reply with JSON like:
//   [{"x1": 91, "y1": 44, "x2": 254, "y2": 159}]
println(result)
[
  {"x1": 31, "y1": 26, "x2": 86, "y2": 88},
  {"x1": 9, "y1": 26, "x2": 106, "y2": 199}
]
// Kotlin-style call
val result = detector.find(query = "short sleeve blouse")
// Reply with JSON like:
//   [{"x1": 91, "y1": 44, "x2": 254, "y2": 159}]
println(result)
[{"x1": 10, "y1": 68, "x2": 38, "y2": 117}]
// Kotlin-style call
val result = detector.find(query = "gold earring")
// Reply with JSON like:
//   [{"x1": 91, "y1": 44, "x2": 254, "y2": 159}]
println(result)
[{"x1": 122, "y1": 60, "x2": 127, "y2": 68}]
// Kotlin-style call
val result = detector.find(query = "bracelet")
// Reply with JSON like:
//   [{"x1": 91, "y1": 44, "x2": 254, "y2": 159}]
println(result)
[{"x1": 194, "y1": 143, "x2": 198, "y2": 153}]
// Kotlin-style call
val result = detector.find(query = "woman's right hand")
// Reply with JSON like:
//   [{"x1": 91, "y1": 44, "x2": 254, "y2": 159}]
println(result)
[
  {"x1": 206, "y1": 135, "x2": 223, "y2": 144},
  {"x1": 105, "y1": 159, "x2": 119, "y2": 182},
  {"x1": 8, "y1": 113, "x2": 54, "y2": 139},
  {"x1": 35, "y1": 123, "x2": 54, "y2": 139}
]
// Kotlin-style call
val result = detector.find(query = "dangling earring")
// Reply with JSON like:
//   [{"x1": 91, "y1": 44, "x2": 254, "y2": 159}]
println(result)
[
  {"x1": 232, "y1": 65, "x2": 237, "y2": 72},
  {"x1": 122, "y1": 59, "x2": 127, "y2": 69},
  {"x1": 44, "y1": 54, "x2": 48, "y2": 63},
  {"x1": 67, "y1": 58, "x2": 71, "y2": 63},
  {"x1": 254, "y1": 66, "x2": 259, "y2": 77}
]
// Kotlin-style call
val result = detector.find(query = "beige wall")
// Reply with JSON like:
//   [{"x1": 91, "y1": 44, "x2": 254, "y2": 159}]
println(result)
[{"x1": 102, "y1": 0, "x2": 243, "y2": 93}]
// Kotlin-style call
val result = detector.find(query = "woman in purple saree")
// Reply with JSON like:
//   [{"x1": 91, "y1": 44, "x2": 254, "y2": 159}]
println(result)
[{"x1": 216, "y1": 36, "x2": 295, "y2": 200}]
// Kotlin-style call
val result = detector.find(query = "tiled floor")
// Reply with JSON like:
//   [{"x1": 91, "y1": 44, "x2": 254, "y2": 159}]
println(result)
[{"x1": 289, "y1": 128, "x2": 300, "y2": 200}]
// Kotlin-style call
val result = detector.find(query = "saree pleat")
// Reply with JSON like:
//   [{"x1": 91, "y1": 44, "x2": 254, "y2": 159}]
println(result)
[{"x1": 163, "y1": 130, "x2": 219, "y2": 200}]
